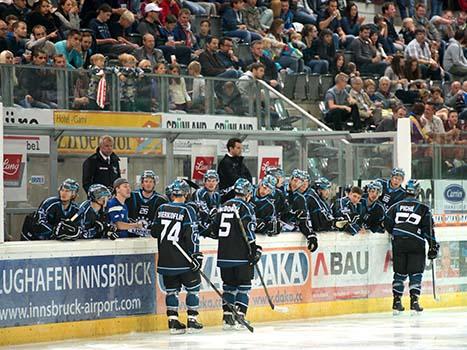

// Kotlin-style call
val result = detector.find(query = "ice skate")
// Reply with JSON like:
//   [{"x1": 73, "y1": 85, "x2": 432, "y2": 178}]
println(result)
[
  {"x1": 392, "y1": 296, "x2": 405, "y2": 316},
  {"x1": 222, "y1": 312, "x2": 237, "y2": 330},
  {"x1": 410, "y1": 295, "x2": 423, "y2": 315},
  {"x1": 168, "y1": 316, "x2": 186, "y2": 335},
  {"x1": 187, "y1": 316, "x2": 203, "y2": 334}
]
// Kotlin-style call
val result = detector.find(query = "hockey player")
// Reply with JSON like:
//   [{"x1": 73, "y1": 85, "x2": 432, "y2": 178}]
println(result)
[
  {"x1": 333, "y1": 186, "x2": 364, "y2": 235},
  {"x1": 77, "y1": 184, "x2": 118, "y2": 239},
  {"x1": 210, "y1": 178, "x2": 261, "y2": 330},
  {"x1": 107, "y1": 178, "x2": 144, "y2": 238},
  {"x1": 385, "y1": 179, "x2": 439, "y2": 315},
  {"x1": 191, "y1": 170, "x2": 221, "y2": 237},
  {"x1": 376, "y1": 167, "x2": 407, "y2": 210},
  {"x1": 306, "y1": 177, "x2": 335, "y2": 232},
  {"x1": 265, "y1": 167, "x2": 289, "y2": 234},
  {"x1": 152, "y1": 179, "x2": 203, "y2": 334},
  {"x1": 21, "y1": 179, "x2": 80, "y2": 241},
  {"x1": 251, "y1": 175, "x2": 278, "y2": 235},
  {"x1": 126, "y1": 170, "x2": 167, "y2": 237},
  {"x1": 360, "y1": 181, "x2": 385, "y2": 233},
  {"x1": 286, "y1": 169, "x2": 318, "y2": 252}
]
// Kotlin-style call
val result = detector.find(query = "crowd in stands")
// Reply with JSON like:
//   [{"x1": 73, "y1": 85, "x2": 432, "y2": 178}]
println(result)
[{"x1": 0, "y1": 0, "x2": 465, "y2": 136}]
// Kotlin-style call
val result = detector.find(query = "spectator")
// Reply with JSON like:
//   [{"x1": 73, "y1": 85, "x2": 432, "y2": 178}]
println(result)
[
  {"x1": 237, "y1": 62, "x2": 264, "y2": 98},
  {"x1": 118, "y1": 53, "x2": 144, "y2": 112},
  {"x1": 243, "y1": 39, "x2": 280, "y2": 89},
  {"x1": 137, "y1": 2, "x2": 163, "y2": 40},
  {"x1": 290, "y1": 0, "x2": 316, "y2": 26},
  {"x1": 53, "y1": 0, "x2": 80, "y2": 37},
  {"x1": 429, "y1": 86, "x2": 444, "y2": 109},
  {"x1": 413, "y1": 3, "x2": 441, "y2": 43},
  {"x1": 18, "y1": 49, "x2": 57, "y2": 108},
  {"x1": 26, "y1": 24, "x2": 57, "y2": 59},
  {"x1": 350, "y1": 24, "x2": 388, "y2": 76},
  {"x1": 317, "y1": 0, "x2": 353, "y2": 49},
  {"x1": 384, "y1": 55, "x2": 408, "y2": 90},
  {"x1": 221, "y1": 0, "x2": 262, "y2": 44},
  {"x1": 349, "y1": 76, "x2": 377, "y2": 128},
  {"x1": 430, "y1": 10, "x2": 456, "y2": 41},
  {"x1": 329, "y1": 51, "x2": 346, "y2": 76},
  {"x1": 305, "y1": 27, "x2": 332, "y2": 73},
  {"x1": 404, "y1": 56, "x2": 422, "y2": 81},
  {"x1": 399, "y1": 17, "x2": 416, "y2": 45},
  {"x1": 89, "y1": 4, "x2": 133, "y2": 57},
  {"x1": 376, "y1": 104, "x2": 407, "y2": 132},
  {"x1": 71, "y1": 68, "x2": 89, "y2": 109},
  {"x1": 217, "y1": 137, "x2": 252, "y2": 202},
  {"x1": 381, "y1": 2, "x2": 405, "y2": 54},
  {"x1": 159, "y1": 0, "x2": 181, "y2": 25},
  {"x1": 279, "y1": 0, "x2": 295, "y2": 32},
  {"x1": 7, "y1": 20, "x2": 28, "y2": 62},
  {"x1": 79, "y1": 31, "x2": 93, "y2": 68},
  {"x1": 82, "y1": 135, "x2": 121, "y2": 193},
  {"x1": 445, "y1": 81, "x2": 462, "y2": 108},
  {"x1": 168, "y1": 63, "x2": 190, "y2": 111},
  {"x1": 364, "y1": 78, "x2": 378, "y2": 103},
  {"x1": 242, "y1": 0, "x2": 272, "y2": 36},
  {"x1": 54, "y1": 29, "x2": 82, "y2": 68},
  {"x1": 217, "y1": 36, "x2": 244, "y2": 70},
  {"x1": 405, "y1": 27, "x2": 442, "y2": 80},
  {"x1": 135, "y1": 59, "x2": 155, "y2": 112},
  {"x1": 108, "y1": 10, "x2": 138, "y2": 50},
  {"x1": 135, "y1": 33, "x2": 166, "y2": 66},
  {"x1": 374, "y1": 76, "x2": 401, "y2": 109},
  {"x1": 443, "y1": 30, "x2": 467, "y2": 77},
  {"x1": 0, "y1": 20, "x2": 8, "y2": 52},
  {"x1": 187, "y1": 60, "x2": 205, "y2": 112},
  {"x1": 421, "y1": 102, "x2": 445, "y2": 140},
  {"x1": 1, "y1": 0, "x2": 28, "y2": 21},
  {"x1": 409, "y1": 102, "x2": 428, "y2": 143},
  {"x1": 26, "y1": 0, "x2": 59, "y2": 36},
  {"x1": 173, "y1": 9, "x2": 202, "y2": 55},
  {"x1": 324, "y1": 72, "x2": 360, "y2": 131},
  {"x1": 444, "y1": 110, "x2": 464, "y2": 142},
  {"x1": 341, "y1": 2, "x2": 364, "y2": 37},
  {"x1": 220, "y1": 81, "x2": 245, "y2": 115},
  {"x1": 196, "y1": 19, "x2": 211, "y2": 49},
  {"x1": 199, "y1": 36, "x2": 242, "y2": 79}
]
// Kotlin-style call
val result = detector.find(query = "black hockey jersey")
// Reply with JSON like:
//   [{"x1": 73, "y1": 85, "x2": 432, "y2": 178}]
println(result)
[
  {"x1": 153, "y1": 202, "x2": 200, "y2": 275},
  {"x1": 22, "y1": 197, "x2": 79, "y2": 240},
  {"x1": 287, "y1": 189, "x2": 314, "y2": 237},
  {"x1": 376, "y1": 178, "x2": 407, "y2": 210},
  {"x1": 333, "y1": 197, "x2": 363, "y2": 235},
  {"x1": 360, "y1": 195, "x2": 385, "y2": 233},
  {"x1": 77, "y1": 200, "x2": 109, "y2": 239},
  {"x1": 305, "y1": 188, "x2": 334, "y2": 232},
  {"x1": 211, "y1": 198, "x2": 257, "y2": 268},
  {"x1": 384, "y1": 197, "x2": 436, "y2": 243},
  {"x1": 191, "y1": 187, "x2": 221, "y2": 235},
  {"x1": 126, "y1": 189, "x2": 167, "y2": 237},
  {"x1": 251, "y1": 187, "x2": 277, "y2": 235},
  {"x1": 271, "y1": 187, "x2": 289, "y2": 233}
]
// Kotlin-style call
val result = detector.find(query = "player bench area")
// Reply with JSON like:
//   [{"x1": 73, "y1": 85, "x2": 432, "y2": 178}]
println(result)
[{"x1": 0, "y1": 228, "x2": 465, "y2": 347}]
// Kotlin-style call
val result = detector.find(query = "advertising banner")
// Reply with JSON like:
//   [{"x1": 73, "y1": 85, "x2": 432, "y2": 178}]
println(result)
[
  {"x1": 4, "y1": 138, "x2": 27, "y2": 202},
  {"x1": 54, "y1": 111, "x2": 163, "y2": 155},
  {"x1": 161, "y1": 114, "x2": 258, "y2": 156},
  {"x1": 191, "y1": 145, "x2": 217, "y2": 181},
  {"x1": 257, "y1": 146, "x2": 282, "y2": 179},
  {"x1": 0, "y1": 254, "x2": 156, "y2": 328}
]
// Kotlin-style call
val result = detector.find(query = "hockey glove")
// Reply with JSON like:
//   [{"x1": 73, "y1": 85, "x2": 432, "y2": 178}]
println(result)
[
  {"x1": 428, "y1": 242, "x2": 440, "y2": 260},
  {"x1": 209, "y1": 208, "x2": 218, "y2": 221},
  {"x1": 256, "y1": 221, "x2": 266, "y2": 233},
  {"x1": 95, "y1": 221, "x2": 106, "y2": 234},
  {"x1": 54, "y1": 220, "x2": 80, "y2": 241},
  {"x1": 249, "y1": 244, "x2": 262, "y2": 265},
  {"x1": 190, "y1": 252, "x2": 204, "y2": 272},
  {"x1": 307, "y1": 235, "x2": 318, "y2": 252},
  {"x1": 105, "y1": 224, "x2": 119, "y2": 240}
]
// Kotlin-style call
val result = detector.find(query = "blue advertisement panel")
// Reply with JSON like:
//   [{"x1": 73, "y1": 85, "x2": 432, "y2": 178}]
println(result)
[{"x1": 0, "y1": 254, "x2": 156, "y2": 328}]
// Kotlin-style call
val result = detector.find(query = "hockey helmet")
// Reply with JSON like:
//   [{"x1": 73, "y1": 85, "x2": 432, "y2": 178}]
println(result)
[
  {"x1": 291, "y1": 169, "x2": 308, "y2": 181},
  {"x1": 234, "y1": 178, "x2": 253, "y2": 196},
  {"x1": 391, "y1": 167, "x2": 405, "y2": 178},
  {"x1": 88, "y1": 184, "x2": 111, "y2": 202},
  {"x1": 260, "y1": 174, "x2": 278, "y2": 190},
  {"x1": 265, "y1": 166, "x2": 285, "y2": 178},
  {"x1": 367, "y1": 181, "x2": 383, "y2": 194},
  {"x1": 315, "y1": 177, "x2": 331, "y2": 190},
  {"x1": 171, "y1": 179, "x2": 191, "y2": 196},
  {"x1": 405, "y1": 179, "x2": 420, "y2": 196},
  {"x1": 60, "y1": 178, "x2": 80, "y2": 193},
  {"x1": 204, "y1": 169, "x2": 219, "y2": 182},
  {"x1": 141, "y1": 170, "x2": 159, "y2": 184}
]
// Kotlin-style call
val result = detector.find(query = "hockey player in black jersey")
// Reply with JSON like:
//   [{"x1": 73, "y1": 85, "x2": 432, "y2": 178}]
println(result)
[
  {"x1": 191, "y1": 170, "x2": 221, "y2": 237},
  {"x1": 22, "y1": 179, "x2": 80, "y2": 241},
  {"x1": 251, "y1": 175, "x2": 278, "y2": 235},
  {"x1": 385, "y1": 179, "x2": 439, "y2": 315},
  {"x1": 376, "y1": 167, "x2": 407, "y2": 210},
  {"x1": 210, "y1": 178, "x2": 261, "y2": 330},
  {"x1": 306, "y1": 177, "x2": 335, "y2": 232},
  {"x1": 126, "y1": 170, "x2": 167, "y2": 237},
  {"x1": 265, "y1": 167, "x2": 289, "y2": 233},
  {"x1": 360, "y1": 181, "x2": 385, "y2": 233},
  {"x1": 333, "y1": 186, "x2": 364, "y2": 235},
  {"x1": 152, "y1": 179, "x2": 203, "y2": 334},
  {"x1": 286, "y1": 169, "x2": 318, "y2": 252},
  {"x1": 76, "y1": 184, "x2": 117, "y2": 239}
]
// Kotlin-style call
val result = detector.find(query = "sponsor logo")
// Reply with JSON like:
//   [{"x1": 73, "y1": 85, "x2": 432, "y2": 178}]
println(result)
[
  {"x1": 4, "y1": 154, "x2": 25, "y2": 187},
  {"x1": 192, "y1": 156, "x2": 215, "y2": 180},
  {"x1": 259, "y1": 157, "x2": 280, "y2": 179},
  {"x1": 444, "y1": 184, "x2": 465, "y2": 203}
]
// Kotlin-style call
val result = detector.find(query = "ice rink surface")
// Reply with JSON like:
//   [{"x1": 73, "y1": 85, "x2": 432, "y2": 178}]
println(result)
[{"x1": 7, "y1": 307, "x2": 467, "y2": 350}]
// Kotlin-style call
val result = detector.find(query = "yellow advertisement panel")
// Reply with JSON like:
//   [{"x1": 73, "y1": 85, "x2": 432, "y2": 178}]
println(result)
[{"x1": 54, "y1": 111, "x2": 163, "y2": 155}]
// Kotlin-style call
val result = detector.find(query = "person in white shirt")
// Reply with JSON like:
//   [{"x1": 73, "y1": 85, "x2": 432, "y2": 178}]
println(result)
[
  {"x1": 421, "y1": 103, "x2": 445, "y2": 139},
  {"x1": 405, "y1": 27, "x2": 442, "y2": 80}
]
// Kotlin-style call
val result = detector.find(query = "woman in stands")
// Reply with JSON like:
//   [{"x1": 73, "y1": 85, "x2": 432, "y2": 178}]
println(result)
[
  {"x1": 404, "y1": 57, "x2": 422, "y2": 82},
  {"x1": 302, "y1": 24, "x2": 329, "y2": 74},
  {"x1": 54, "y1": 0, "x2": 80, "y2": 37},
  {"x1": 341, "y1": 2, "x2": 364, "y2": 37},
  {"x1": 27, "y1": 0, "x2": 59, "y2": 37},
  {"x1": 384, "y1": 55, "x2": 408, "y2": 90},
  {"x1": 330, "y1": 52, "x2": 347, "y2": 76}
]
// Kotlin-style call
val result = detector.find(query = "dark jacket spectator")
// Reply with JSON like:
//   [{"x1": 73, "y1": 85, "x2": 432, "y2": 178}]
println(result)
[
  {"x1": 199, "y1": 38, "x2": 228, "y2": 77},
  {"x1": 1, "y1": 0, "x2": 28, "y2": 21},
  {"x1": 26, "y1": 0, "x2": 59, "y2": 36},
  {"x1": 82, "y1": 136, "x2": 121, "y2": 193}
]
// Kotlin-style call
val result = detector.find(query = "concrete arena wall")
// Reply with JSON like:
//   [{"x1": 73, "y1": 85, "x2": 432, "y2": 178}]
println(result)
[{"x1": 0, "y1": 228, "x2": 466, "y2": 347}]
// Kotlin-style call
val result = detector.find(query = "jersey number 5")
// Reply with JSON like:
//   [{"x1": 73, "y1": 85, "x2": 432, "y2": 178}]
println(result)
[
  {"x1": 395, "y1": 212, "x2": 421, "y2": 225},
  {"x1": 160, "y1": 219, "x2": 181, "y2": 243},
  {"x1": 219, "y1": 213, "x2": 234, "y2": 237}
]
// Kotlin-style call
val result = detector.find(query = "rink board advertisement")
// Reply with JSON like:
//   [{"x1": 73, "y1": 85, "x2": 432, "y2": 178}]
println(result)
[
  {"x1": 155, "y1": 246, "x2": 312, "y2": 313},
  {"x1": 0, "y1": 254, "x2": 156, "y2": 328}
]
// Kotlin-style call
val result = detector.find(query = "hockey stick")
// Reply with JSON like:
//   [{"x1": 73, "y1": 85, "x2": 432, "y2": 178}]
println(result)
[
  {"x1": 431, "y1": 259, "x2": 439, "y2": 301},
  {"x1": 233, "y1": 207, "x2": 289, "y2": 313},
  {"x1": 171, "y1": 240, "x2": 254, "y2": 333}
]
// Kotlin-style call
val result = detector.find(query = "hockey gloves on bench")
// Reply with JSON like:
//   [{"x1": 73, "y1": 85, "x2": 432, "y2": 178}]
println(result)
[
  {"x1": 54, "y1": 220, "x2": 80, "y2": 241},
  {"x1": 190, "y1": 252, "x2": 204, "y2": 272}
]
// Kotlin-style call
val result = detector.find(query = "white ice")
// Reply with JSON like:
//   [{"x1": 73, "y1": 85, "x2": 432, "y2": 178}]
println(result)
[{"x1": 7, "y1": 307, "x2": 467, "y2": 350}]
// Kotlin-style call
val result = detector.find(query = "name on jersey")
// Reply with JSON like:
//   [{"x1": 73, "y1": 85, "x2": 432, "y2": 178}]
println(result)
[
  {"x1": 399, "y1": 205, "x2": 414, "y2": 212},
  {"x1": 157, "y1": 211, "x2": 184, "y2": 221}
]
